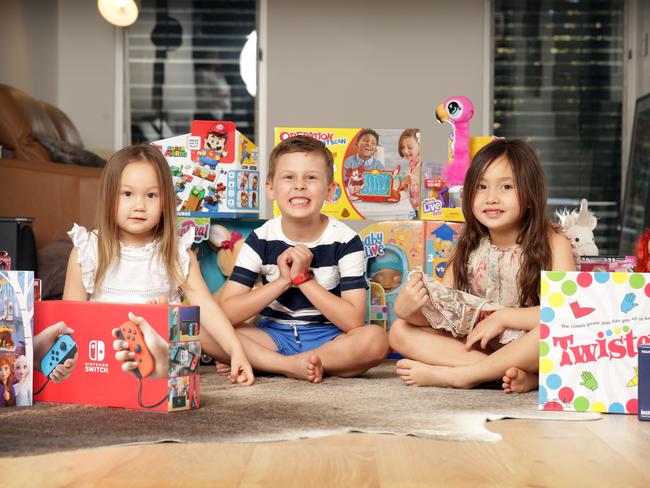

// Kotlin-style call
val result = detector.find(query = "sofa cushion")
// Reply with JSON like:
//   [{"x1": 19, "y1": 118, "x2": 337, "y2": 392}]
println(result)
[
  {"x1": 38, "y1": 136, "x2": 106, "y2": 167},
  {"x1": 37, "y1": 237, "x2": 73, "y2": 300},
  {"x1": 0, "y1": 84, "x2": 52, "y2": 162},
  {"x1": 41, "y1": 102, "x2": 84, "y2": 147}
]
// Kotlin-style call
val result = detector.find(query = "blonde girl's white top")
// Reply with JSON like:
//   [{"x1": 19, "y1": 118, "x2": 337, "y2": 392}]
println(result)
[{"x1": 68, "y1": 224, "x2": 194, "y2": 304}]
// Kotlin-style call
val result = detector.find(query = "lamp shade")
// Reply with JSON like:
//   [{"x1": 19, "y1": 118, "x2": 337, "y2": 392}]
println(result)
[{"x1": 97, "y1": 0, "x2": 139, "y2": 27}]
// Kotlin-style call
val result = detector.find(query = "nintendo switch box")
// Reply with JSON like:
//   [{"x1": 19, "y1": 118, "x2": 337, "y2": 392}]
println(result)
[{"x1": 33, "y1": 301, "x2": 200, "y2": 412}]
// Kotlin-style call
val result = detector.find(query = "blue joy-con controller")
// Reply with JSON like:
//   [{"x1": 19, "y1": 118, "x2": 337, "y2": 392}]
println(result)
[{"x1": 40, "y1": 334, "x2": 78, "y2": 379}]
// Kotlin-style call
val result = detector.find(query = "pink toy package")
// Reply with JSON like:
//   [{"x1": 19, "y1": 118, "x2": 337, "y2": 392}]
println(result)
[{"x1": 579, "y1": 256, "x2": 636, "y2": 273}]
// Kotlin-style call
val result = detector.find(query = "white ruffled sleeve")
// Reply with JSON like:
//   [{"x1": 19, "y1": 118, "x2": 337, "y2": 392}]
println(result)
[
  {"x1": 178, "y1": 227, "x2": 196, "y2": 281},
  {"x1": 68, "y1": 223, "x2": 98, "y2": 294}
]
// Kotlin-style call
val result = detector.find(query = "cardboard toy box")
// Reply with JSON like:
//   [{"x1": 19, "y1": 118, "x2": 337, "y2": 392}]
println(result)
[
  {"x1": 152, "y1": 120, "x2": 259, "y2": 219},
  {"x1": 33, "y1": 301, "x2": 200, "y2": 412},
  {"x1": 424, "y1": 221, "x2": 464, "y2": 282},
  {"x1": 273, "y1": 127, "x2": 421, "y2": 220},
  {"x1": 539, "y1": 271, "x2": 650, "y2": 414},
  {"x1": 579, "y1": 256, "x2": 636, "y2": 273},
  {"x1": 0, "y1": 271, "x2": 34, "y2": 407},
  {"x1": 358, "y1": 221, "x2": 424, "y2": 333}
]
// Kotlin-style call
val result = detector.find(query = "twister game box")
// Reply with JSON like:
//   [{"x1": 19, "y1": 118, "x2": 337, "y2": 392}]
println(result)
[
  {"x1": 539, "y1": 271, "x2": 650, "y2": 414},
  {"x1": 273, "y1": 128, "x2": 421, "y2": 220},
  {"x1": 0, "y1": 271, "x2": 34, "y2": 407},
  {"x1": 34, "y1": 301, "x2": 200, "y2": 412},
  {"x1": 152, "y1": 121, "x2": 259, "y2": 219}
]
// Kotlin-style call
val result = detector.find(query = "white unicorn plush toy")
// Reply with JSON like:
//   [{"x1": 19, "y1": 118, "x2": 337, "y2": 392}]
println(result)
[{"x1": 556, "y1": 198, "x2": 599, "y2": 256}]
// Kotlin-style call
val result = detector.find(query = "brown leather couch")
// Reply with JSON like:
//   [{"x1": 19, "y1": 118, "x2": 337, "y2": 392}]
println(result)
[{"x1": 0, "y1": 84, "x2": 103, "y2": 249}]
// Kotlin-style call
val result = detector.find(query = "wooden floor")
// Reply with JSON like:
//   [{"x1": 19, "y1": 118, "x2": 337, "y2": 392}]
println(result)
[{"x1": 1, "y1": 415, "x2": 649, "y2": 487}]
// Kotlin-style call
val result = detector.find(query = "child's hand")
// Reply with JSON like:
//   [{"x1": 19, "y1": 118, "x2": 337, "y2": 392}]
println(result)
[
  {"x1": 277, "y1": 248, "x2": 294, "y2": 283},
  {"x1": 288, "y1": 244, "x2": 313, "y2": 279},
  {"x1": 34, "y1": 322, "x2": 78, "y2": 383},
  {"x1": 146, "y1": 295, "x2": 169, "y2": 305},
  {"x1": 112, "y1": 312, "x2": 169, "y2": 379},
  {"x1": 393, "y1": 273, "x2": 429, "y2": 319},
  {"x1": 465, "y1": 310, "x2": 506, "y2": 350},
  {"x1": 229, "y1": 352, "x2": 254, "y2": 386}
]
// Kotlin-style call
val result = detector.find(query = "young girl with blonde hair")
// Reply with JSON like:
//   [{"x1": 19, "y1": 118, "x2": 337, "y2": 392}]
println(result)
[
  {"x1": 389, "y1": 139, "x2": 576, "y2": 392},
  {"x1": 64, "y1": 145, "x2": 253, "y2": 385}
]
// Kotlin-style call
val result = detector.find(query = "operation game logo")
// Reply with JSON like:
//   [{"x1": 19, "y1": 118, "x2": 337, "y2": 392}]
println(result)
[{"x1": 278, "y1": 131, "x2": 348, "y2": 146}]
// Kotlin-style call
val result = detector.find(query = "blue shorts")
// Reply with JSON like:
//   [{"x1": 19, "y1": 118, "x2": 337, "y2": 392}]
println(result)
[{"x1": 257, "y1": 318, "x2": 343, "y2": 356}]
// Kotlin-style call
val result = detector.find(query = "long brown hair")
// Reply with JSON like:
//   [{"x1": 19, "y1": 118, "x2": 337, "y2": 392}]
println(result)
[
  {"x1": 93, "y1": 145, "x2": 183, "y2": 291},
  {"x1": 449, "y1": 139, "x2": 552, "y2": 307}
]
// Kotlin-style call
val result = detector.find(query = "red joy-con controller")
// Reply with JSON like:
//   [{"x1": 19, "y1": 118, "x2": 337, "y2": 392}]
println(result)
[{"x1": 117, "y1": 321, "x2": 155, "y2": 379}]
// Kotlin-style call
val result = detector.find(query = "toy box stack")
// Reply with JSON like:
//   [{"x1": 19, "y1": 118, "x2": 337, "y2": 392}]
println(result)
[
  {"x1": 34, "y1": 301, "x2": 200, "y2": 412},
  {"x1": 538, "y1": 271, "x2": 650, "y2": 414},
  {"x1": 273, "y1": 127, "x2": 422, "y2": 221},
  {"x1": 0, "y1": 270, "x2": 34, "y2": 407},
  {"x1": 152, "y1": 120, "x2": 259, "y2": 219}
]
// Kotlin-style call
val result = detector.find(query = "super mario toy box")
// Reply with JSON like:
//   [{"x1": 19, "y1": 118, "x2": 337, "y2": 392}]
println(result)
[
  {"x1": 152, "y1": 120, "x2": 259, "y2": 219},
  {"x1": 0, "y1": 271, "x2": 34, "y2": 408},
  {"x1": 273, "y1": 127, "x2": 422, "y2": 220},
  {"x1": 33, "y1": 301, "x2": 200, "y2": 412},
  {"x1": 539, "y1": 271, "x2": 650, "y2": 414}
]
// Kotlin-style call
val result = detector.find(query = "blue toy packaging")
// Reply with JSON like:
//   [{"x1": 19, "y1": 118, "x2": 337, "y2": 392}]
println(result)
[
  {"x1": 152, "y1": 120, "x2": 259, "y2": 219},
  {"x1": 0, "y1": 270, "x2": 34, "y2": 407},
  {"x1": 424, "y1": 221, "x2": 464, "y2": 282},
  {"x1": 639, "y1": 344, "x2": 650, "y2": 421}
]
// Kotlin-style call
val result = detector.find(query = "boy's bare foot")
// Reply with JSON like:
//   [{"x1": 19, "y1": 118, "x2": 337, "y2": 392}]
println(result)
[
  {"x1": 396, "y1": 359, "x2": 464, "y2": 388},
  {"x1": 502, "y1": 367, "x2": 538, "y2": 393},
  {"x1": 215, "y1": 361, "x2": 231, "y2": 376},
  {"x1": 285, "y1": 354, "x2": 324, "y2": 383}
]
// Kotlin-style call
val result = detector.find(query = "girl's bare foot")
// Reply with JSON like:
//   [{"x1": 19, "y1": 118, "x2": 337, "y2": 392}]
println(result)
[
  {"x1": 502, "y1": 367, "x2": 538, "y2": 393},
  {"x1": 395, "y1": 359, "x2": 465, "y2": 387},
  {"x1": 215, "y1": 361, "x2": 231, "y2": 376},
  {"x1": 285, "y1": 354, "x2": 324, "y2": 383}
]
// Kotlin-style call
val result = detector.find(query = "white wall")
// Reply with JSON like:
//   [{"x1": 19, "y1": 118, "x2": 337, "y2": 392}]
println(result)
[
  {"x1": 260, "y1": 0, "x2": 490, "y2": 217},
  {"x1": 0, "y1": 0, "x2": 59, "y2": 104},
  {"x1": 0, "y1": 0, "x2": 119, "y2": 152},
  {"x1": 57, "y1": 0, "x2": 119, "y2": 152}
]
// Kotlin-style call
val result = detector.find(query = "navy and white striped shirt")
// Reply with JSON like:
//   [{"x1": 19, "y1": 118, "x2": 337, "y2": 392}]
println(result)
[{"x1": 230, "y1": 216, "x2": 366, "y2": 325}]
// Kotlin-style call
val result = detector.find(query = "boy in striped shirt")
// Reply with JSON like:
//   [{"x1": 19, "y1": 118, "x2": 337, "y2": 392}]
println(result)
[{"x1": 207, "y1": 136, "x2": 389, "y2": 383}]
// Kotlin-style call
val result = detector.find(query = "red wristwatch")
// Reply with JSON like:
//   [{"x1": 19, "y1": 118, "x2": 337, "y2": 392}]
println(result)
[{"x1": 292, "y1": 269, "x2": 315, "y2": 286}]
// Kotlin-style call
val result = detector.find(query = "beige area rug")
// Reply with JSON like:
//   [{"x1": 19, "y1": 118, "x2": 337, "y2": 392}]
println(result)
[{"x1": 0, "y1": 362, "x2": 599, "y2": 457}]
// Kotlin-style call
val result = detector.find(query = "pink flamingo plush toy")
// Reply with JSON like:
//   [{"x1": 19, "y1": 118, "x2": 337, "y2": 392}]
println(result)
[{"x1": 435, "y1": 96, "x2": 475, "y2": 186}]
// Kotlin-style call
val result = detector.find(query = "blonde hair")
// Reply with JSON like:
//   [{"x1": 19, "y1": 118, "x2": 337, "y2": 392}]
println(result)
[
  {"x1": 268, "y1": 136, "x2": 334, "y2": 184},
  {"x1": 93, "y1": 145, "x2": 183, "y2": 291}
]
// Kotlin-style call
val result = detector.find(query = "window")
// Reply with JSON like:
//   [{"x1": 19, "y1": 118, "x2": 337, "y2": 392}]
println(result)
[
  {"x1": 127, "y1": 0, "x2": 256, "y2": 144},
  {"x1": 493, "y1": 0, "x2": 624, "y2": 255}
]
